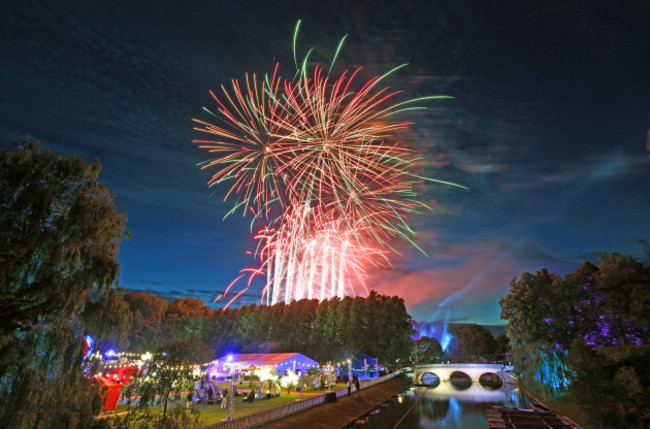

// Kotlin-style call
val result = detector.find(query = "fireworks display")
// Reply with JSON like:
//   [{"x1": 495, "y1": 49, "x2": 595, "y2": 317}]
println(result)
[{"x1": 194, "y1": 22, "x2": 462, "y2": 306}]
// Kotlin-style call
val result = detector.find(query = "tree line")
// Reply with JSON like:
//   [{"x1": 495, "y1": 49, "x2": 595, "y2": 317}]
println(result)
[
  {"x1": 125, "y1": 290, "x2": 513, "y2": 368},
  {"x1": 124, "y1": 290, "x2": 415, "y2": 366}
]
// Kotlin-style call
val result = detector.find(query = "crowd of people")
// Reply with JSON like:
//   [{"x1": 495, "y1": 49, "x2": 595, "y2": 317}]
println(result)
[
  {"x1": 186, "y1": 375, "x2": 266, "y2": 410},
  {"x1": 185, "y1": 369, "x2": 368, "y2": 411}
]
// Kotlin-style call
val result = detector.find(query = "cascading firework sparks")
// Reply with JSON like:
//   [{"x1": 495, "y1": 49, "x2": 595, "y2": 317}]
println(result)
[
  {"x1": 193, "y1": 21, "x2": 464, "y2": 307},
  {"x1": 257, "y1": 203, "x2": 389, "y2": 305}
]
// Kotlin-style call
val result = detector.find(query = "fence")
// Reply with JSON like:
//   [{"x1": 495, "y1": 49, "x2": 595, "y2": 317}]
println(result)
[{"x1": 204, "y1": 370, "x2": 403, "y2": 429}]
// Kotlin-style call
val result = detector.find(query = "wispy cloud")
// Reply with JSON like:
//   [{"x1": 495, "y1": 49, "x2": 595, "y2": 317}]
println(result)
[
  {"x1": 502, "y1": 151, "x2": 647, "y2": 193},
  {"x1": 370, "y1": 237, "x2": 579, "y2": 324}
]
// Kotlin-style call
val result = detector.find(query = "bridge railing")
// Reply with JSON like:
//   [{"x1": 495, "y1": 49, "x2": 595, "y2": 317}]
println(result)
[{"x1": 203, "y1": 370, "x2": 403, "y2": 429}]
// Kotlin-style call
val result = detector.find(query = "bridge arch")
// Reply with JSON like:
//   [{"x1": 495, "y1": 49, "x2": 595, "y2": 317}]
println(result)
[
  {"x1": 449, "y1": 370, "x2": 472, "y2": 390},
  {"x1": 478, "y1": 372, "x2": 504, "y2": 390},
  {"x1": 420, "y1": 372, "x2": 440, "y2": 387}
]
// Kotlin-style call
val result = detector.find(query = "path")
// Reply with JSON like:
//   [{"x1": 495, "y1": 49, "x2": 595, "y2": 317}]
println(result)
[{"x1": 257, "y1": 374, "x2": 411, "y2": 429}]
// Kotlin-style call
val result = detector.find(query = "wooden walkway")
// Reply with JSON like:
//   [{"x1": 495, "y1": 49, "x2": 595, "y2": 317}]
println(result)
[
  {"x1": 257, "y1": 374, "x2": 411, "y2": 429},
  {"x1": 487, "y1": 405, "x2": 580, "y2": 429}
]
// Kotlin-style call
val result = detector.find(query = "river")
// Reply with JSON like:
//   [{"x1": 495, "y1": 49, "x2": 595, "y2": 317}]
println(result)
[{"x1": 346, "y1": 378, "x2": 530, "y2": 428}]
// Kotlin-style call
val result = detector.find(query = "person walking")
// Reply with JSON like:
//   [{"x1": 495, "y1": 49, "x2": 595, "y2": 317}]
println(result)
[
  {"x1": 347, "y1": 379, "x2": 351, "y2": 396},
  {"x1": 354, "y1": 376, "x2": 360, "y2": 397}
]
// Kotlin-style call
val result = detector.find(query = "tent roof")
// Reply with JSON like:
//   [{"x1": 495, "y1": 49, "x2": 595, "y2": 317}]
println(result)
[{"x1": 212, "y1": 353, "x2": 317, "y2": 367}]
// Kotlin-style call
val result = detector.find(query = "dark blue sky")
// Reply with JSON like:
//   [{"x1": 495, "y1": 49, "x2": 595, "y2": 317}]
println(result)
[{"x1": 2, "y1": 0, "x2": 649, "y2": 325}]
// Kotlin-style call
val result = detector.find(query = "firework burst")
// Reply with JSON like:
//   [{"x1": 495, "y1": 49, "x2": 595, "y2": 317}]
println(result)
[
  {"x1": 193, "y1": 63, "x2": 293, "y2": 220},
  {"x1": 194, "y1": 21, "x2": 463, "y2": 307}
]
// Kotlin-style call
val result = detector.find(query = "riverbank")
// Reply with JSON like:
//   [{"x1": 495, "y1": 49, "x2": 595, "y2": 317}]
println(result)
[
  {"x1": 257, "y1": 374, "x2": 411, "y2": 429},
  {"x1": 523, "y1": 387, "x2": 587, "y2": 428}
]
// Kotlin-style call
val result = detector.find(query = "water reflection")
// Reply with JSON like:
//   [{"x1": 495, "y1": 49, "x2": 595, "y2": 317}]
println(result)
[
  {"x1": 415, "y1": 380, "x2": 519, "y2": 402},
  {"x1": 347, "y1": 381, "x2": 529, "y2": 428}
]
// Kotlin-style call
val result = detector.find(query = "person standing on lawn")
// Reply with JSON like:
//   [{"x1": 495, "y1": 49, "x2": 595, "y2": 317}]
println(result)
[{"x1": 221, "y1": 388, "x2": 228, "y2": 409}]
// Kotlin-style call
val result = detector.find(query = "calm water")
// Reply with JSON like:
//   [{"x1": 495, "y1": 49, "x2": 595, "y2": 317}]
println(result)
[{"x1": 347, "y1": 381, "x2": 530, "y2": 428}]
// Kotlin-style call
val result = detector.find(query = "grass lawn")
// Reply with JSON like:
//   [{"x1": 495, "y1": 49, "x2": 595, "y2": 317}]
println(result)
[
  {"x1": 106, "y1": 384, "x2": 347, "y2": 427},
  {"x1": 291, "y1": 382, "x2": 346, "y2": 394},
  {"x1": 195, "y1": 394, "x2": 302, "y2": 425},
  {"x1": 234, "y1": 382, "x2": 346, "y2": 395},
  {"x1": 196, "y1": 384, "x2": 346, "y2": 426}
]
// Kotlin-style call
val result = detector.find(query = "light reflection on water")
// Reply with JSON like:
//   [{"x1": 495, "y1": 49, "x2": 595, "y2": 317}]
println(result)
[{"x1": 347, "y1": 382, "x2": 529, "y2": 428}]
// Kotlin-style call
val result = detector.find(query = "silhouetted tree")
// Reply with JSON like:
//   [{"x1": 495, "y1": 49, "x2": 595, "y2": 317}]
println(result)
[
  {"x1": 0, "y1": 140, "x2": 128, "y2": 342},
  {"x1": 567, "y1": 342, "x2": 650, "y2": 429},
  {"x1": 500, "y1": 254, "x2": 650, "y2": 352},
  {"x1": 125, "y1": 291, "x2": 169, "y2": 352},
  {"x1": 0, "y1": 139, "x2": 129, "y2": 428},
  {"x1": 499, "y1": 269, "x2": 562, "y2": 348},
  {"x1": 82, "y1": 286, "x2": 132, "y2": 351},
  {"x1": 447, "y1": 324, "x2": 496, "y2": 361},
  {"x1": 593, "y1": 253, "x2": 650, "y2": 346},
  {"x1": 499, "y1": 253, "x2": 650, "y2": 414},
  {"x1": 494, "y1": 334, "x2": 510, "y2": 360},
  {"x1": 415, "y1": 336, "x2": 443, "y2": 364}
]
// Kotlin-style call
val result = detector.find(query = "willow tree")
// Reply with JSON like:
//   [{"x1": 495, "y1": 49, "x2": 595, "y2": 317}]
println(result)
[{"x1": 0, "y1": 139, "x2": 129, "y2": 428}]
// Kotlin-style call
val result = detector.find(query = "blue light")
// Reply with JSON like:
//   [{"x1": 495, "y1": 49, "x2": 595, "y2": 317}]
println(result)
[
  {"x1": 440, "y1": 330, "x2": 453, "y2": 352},
  {"x1": 83, "y1": 335, "x2": 94, "y2": 361},
  {"x1": 104, "y1": 349, "x2": 117, "y2": 357},
  {"x1": 449, "y1": 397, "x2": 462, "y2": 421}
]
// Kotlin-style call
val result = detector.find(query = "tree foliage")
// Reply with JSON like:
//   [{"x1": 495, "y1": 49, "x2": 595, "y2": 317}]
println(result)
[
  {"x1": 415, "y1": 336, "x2": 443, "y2": 364},
  {"x1": 0, "y1": 323, "x2": 107, "y2": 428},
  {"x1": 110, "y1": 355, "x2": 201, "y2": 429},
  {"x1": 0, "y1": 140, "x2": 129, "y2": 428},
  {"x1": 500, "y1": 253, "x2": 650, "y2": 353},
  {"x1": 126, "y1": 291, "x2": 169, "y2": 352},
  {"x1": 0, "y1": 140, "x2": 129, "y2": 337},
  {"x1": 499, "y1": 268, "x2": 563, "y2": 348},
  {"x1": 593, "y1": 253, "x2": 650, "y2": 346},
  {"x1": 567, "y1": 343, "x2": 650, "y2": 429},
  {"x1": 447, "y1": 324, "x2": 497, "y2": 361},
  {"x1": 499, "y1": 253, "x2": 650, "y2": 423}
]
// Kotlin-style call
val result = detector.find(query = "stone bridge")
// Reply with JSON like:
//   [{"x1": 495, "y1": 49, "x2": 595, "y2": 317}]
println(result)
[{"x1": 413, "y1": 363, "x2": 515, "y2": 386}]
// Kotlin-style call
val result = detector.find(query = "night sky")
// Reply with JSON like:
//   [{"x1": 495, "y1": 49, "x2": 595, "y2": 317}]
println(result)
[{"x1": 2, "y1": 1, "x2": 649, "y2": 326}]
